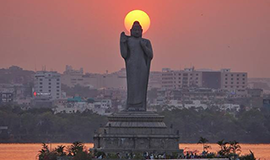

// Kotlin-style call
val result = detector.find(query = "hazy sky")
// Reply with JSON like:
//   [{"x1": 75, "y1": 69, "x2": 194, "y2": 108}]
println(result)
[{"x1": 0, "y1": 0, "x2": 269, "y2": 77}]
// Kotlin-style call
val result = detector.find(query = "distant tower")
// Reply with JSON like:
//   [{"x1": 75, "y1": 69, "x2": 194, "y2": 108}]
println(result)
[{"x1": 80, "y1": 67, "x2": 84, "y2": 74}]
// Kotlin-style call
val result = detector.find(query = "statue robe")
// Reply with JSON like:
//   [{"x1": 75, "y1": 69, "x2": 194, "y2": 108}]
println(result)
[{"x1": 120, "y1": 36, "x2": 153, "y2": 111}]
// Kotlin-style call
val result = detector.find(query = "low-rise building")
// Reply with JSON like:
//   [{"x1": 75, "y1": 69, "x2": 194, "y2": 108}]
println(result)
[
  {"x1": 61, "y1": 66, "x2": 126, "y2": 89},
  {"x1": 54, "y1": 97, "x2": 113, "y2": 115},
  {"x1": 0, "y1": 92, "x2": 13, "y2": 103}
]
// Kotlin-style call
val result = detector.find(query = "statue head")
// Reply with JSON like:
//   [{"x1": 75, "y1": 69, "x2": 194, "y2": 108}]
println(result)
[{"x1": 130, "y1": 21, "x2": 143, "y2": 38}]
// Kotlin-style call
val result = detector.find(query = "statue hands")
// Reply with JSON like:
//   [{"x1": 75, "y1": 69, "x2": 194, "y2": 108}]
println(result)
[
  {"x1": 140, "y1": 39, "x2": 147, "y2": 48},
  {"x1": 120, "y1": 32, "x2": 129, "y2": 59},
  {"x1": 120, "y1": 32, "x2": 128, "y2": 42},
  {"x1": 140, "y1": 39, "x2": 153, "y2": 59}
]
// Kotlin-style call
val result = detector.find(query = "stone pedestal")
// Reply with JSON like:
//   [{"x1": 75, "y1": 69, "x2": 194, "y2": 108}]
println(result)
[{"x1": 93, "y1": 111, "x2": 181, "y2": 154}]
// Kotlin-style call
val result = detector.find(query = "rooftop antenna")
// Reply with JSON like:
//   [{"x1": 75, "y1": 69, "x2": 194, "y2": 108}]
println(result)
[
  {"x1": 34, "y1": 52, "x2": 37, "y2": 72},
  {"x1": 220, "y1": 62, "x2": 223, "y2": 70},
  {"x1": 178, "y1": 64, "x2": 182, "y2": 71},
  {"x1": 41, "y1": 65, "x2": 47, "y2": 71}
]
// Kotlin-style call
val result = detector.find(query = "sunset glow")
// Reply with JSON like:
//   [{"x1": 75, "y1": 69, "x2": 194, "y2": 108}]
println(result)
[{"x1": 124, "y1": 10, "x2": 150, "y2": 33}]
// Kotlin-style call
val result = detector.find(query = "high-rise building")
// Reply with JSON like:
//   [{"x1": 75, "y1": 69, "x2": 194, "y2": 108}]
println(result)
[
  {"x1": 161, "y1": 67, "x2": 202, "y2": 89},
  {"x1": 220, "y1": 69, "x2": 247, "y2": 90},
  {"x1": 220, "y1": 69, "x2": 247, "y2": 96},
  {"x1": 34, "y1": 71, "x2": 61, "y2": 99},
  {"x1": 149, "y1": 71, "x2": 162, "y2": 89},
  {"x1": 161, "y1": 68, "x2": 247, "y2": 93},
  {"x1": 201, "y1": 71, "x2": 221, "y2": 89}
]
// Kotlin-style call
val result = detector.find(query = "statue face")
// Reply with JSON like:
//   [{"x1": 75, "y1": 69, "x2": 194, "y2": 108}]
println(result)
[{"x1": 131, "y1": 27, "x2": 143, "y2": 38}]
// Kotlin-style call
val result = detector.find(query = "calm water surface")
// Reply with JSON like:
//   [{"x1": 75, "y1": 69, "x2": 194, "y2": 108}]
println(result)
[{"x1": 0, "y1": 143, "x2": 269, "y2": 160}]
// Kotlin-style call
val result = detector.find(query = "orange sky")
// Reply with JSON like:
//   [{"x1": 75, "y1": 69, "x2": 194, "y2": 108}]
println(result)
[{"x1": 0, "y1": 0, "x2": 269, "y2": 77}]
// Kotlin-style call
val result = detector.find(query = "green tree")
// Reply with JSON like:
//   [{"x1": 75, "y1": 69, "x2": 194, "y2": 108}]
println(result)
[
  {"x1": 55, "y1": 145, "x2": 66, "y2": 156},
  {"x1": 68, "y1": 141, "x2": 92, "y2": 160},
  {"x1": 38, "y1": 143, "x2": 57, "y2": 160},
  {"x1": 229, "y1": 140, "x2": 241, "y2": 155},
  {"x1": 217, "y1": 139, "x2": 230, "y2": 156},
  {"x1": 197, "y1": 137, "x2": 210, "y2": 153},
  {"x1": 240, "y1": 150, "x2": 256, "y2": 160},
  {"x1": 69, "y1": 141, "x2": 84, "y2": 156}
]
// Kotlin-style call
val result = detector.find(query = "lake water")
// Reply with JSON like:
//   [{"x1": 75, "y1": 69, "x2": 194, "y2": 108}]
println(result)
[{"x1": 0, "y1": 143, "x2": 269, "y2": 160}]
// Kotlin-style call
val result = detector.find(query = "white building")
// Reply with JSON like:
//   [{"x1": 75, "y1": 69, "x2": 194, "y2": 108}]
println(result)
[
  {"x1": 34, "y1": 71, "x2": 61, "y2": 99},
  {"x1": 219, "y1": 103, "x2": 240, "y2": 111},
  {"x1": 54, "y1": 99, "x2": 113, "y2": 115}
]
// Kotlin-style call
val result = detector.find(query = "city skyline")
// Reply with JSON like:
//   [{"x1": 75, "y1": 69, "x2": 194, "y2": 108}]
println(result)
[
  {"x1": 0, "y1": 64, "x2": 251, "y2": 75},
  {"x1": 1, "y1": 1, "x2": 270, "y2": 158},
  {"x1": 1, "y1": 0, "x2": 270, "y2": 78}
]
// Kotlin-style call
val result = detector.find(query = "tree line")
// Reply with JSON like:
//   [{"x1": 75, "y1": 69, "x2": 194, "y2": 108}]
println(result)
[
  {"x1": 0, "y1": 104, "x2": 270, "y2": 143},
  {"x1": 0, "y1": 105, "x2": 106, "y2": 143},
  {"x1": 161, "y1": 107, "x2": 270, "y2": 143}
]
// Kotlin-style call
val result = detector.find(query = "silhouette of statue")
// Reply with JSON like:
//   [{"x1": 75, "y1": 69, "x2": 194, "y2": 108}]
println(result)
[{"x1": 120, "y1": 21, "x2": 153, "y2": 111}]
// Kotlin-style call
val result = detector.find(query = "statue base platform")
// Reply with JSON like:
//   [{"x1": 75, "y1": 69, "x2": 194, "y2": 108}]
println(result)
[{"x1": 93, "y1": 111, "x2": 181, "y2": 154}]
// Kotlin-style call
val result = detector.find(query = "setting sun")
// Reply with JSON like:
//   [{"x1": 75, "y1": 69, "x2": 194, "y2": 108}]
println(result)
[{"x1": 124, "y1": 10, "x2": 150, "y2": 34}]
